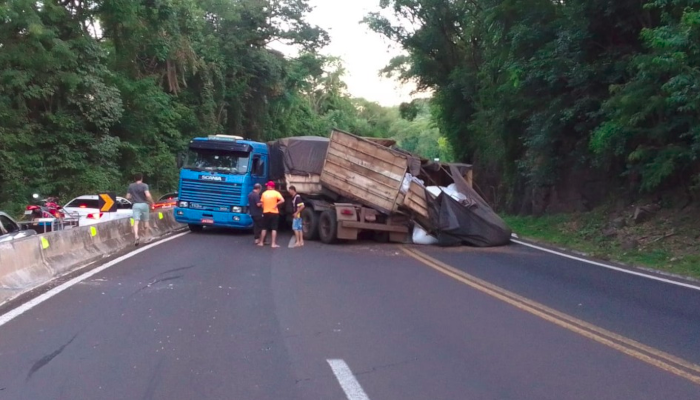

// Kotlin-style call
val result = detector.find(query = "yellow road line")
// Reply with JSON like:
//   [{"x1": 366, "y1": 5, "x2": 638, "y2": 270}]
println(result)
[
  {"x1": 401, "y1": 246, "x2": 700, "y2": 386},
  {"x1": 404, "y1": 246, "x2": 700, "y2": 374}
]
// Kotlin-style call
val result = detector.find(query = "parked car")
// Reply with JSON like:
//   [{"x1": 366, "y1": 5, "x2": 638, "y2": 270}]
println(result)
[
  {"x1": 62, "y1": 195, "x2": 133, "y2": 226},
  {"x1": 0, "y1": 212, "x2": 37, "y2": 243},
  {"x1": 152, "y1": 192, "x2": 178, "y2": 210}
]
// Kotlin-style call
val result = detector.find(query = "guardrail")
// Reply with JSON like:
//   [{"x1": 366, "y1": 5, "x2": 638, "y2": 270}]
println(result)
[{"x1": 0, "y1": 209, "x2": 185, "y2": 305}]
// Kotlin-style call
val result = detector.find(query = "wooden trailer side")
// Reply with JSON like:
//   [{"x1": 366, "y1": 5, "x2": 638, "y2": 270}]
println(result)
[{"x1": 320, "y1": 130, "x2": 409, "y2": 214}]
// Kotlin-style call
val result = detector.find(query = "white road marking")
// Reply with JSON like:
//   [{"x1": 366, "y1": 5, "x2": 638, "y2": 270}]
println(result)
[
  {"x1": 0, "y1": 232, "x2": 190, "y2": 328},
  {"x1": 327, "y1": 359, "x2": 370, "y2": 400},
  {"x1": 511, "y1": 238, "x2": 700, "y2": 292}
]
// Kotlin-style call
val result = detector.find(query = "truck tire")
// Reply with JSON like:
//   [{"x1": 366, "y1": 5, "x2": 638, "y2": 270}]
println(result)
[
  {"x1": 188, "y1": 224, "x2": 203, "y2": 233},
  {"x1": 302, "y1": 208, "x2": 319, "y2": 241},
  {"x1": 318, "y1": 210, "x2": 338, "y2": 244}
]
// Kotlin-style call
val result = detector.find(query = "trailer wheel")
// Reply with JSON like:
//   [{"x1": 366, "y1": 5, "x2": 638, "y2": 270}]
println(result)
[
  {"x1": 188, "y1": 224, "x2": 203, "y2": 233},
  {"x1": 318, "y1": 210, "x2": 338, "y2": 244},
  {"x1": 301, "y1": 208, "x2": 319, "y2": 241}
]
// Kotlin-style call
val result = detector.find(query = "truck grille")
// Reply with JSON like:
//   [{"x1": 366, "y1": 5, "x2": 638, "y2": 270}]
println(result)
[{"x1": 179, "y1": 179, "x2": 243, "y2": 208}]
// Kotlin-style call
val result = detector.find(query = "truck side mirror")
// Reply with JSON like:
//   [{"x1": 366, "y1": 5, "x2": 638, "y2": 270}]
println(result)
[{"x1": 176, "y1": 153, "x2": 185, "y2": 169}]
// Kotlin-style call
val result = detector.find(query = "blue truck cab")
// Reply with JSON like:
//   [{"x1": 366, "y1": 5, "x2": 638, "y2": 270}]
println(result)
[{"x1": 174, "y1": 135, "x2": 269, "y2": 231}]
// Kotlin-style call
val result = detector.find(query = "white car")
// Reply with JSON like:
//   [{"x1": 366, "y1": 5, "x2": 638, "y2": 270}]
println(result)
[{"x1": 63, "y1": 195, "x2": 133, "y2": 226}]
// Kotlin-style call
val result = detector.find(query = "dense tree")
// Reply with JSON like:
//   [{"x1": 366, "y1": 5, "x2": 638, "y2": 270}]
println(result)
[
  {"x1": 0, "y1": 0, "x2": 445, "y2": 213},
  {"x1": 367, "y1": 0, "x2": 700, "y2": 213}
]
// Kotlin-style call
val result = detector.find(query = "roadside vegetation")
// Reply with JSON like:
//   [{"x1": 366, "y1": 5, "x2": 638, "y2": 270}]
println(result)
[
  {"x1": 366, "y1": 0, "x2": 700, "y2": 277},
  {"x1": 504, "y1": 205, "x2": 700, "y2": 280},
  {"x1": 0, "y1": 0, "x2": 447, "y2": 215},
  {"x1": 366, "y1": 0, "x2": 700, "y2": 214}
]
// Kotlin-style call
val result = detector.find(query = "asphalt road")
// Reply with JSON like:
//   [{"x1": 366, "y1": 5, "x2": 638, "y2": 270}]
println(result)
[{"x1": 0, "y1": 230, "x2": 699, "y2": 399}]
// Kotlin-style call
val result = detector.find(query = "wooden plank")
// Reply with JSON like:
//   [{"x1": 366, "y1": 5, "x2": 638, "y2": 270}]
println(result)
[
  {"x1": 321, "y1": 171, "x2": 396, "y2": 212},
  {"x1": 330, "y1": 130, "x2": 407, "y2": 169},
  {"x1": 321, "y1": 129, "x2": 411, "y2": 213},
  {"x1": 363, "y1": 138, "x2": 396, "y2": 147},
  {"x1": 403, "y1": 181, "x2": 429, "y2": 218},
  {"x1": 322, "y1": 168, "x2": 397, "y2": 205},
  {"x1": 327, "y1": 141, "x2": 406, "y2": 177},
  {"x1": 331, "y1": 137, "x2": 406, "y2": 171},
  {"x1": 325, "y1": 150, "x2": 402, "y2": 189},
  {"x1": 284, "y1": 174, "x2": 322, "y2": 195}
]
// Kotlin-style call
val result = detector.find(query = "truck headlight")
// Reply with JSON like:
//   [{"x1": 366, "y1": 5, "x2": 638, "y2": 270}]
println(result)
[
  {"x1": 231, "y1": 206, "x2": 242, "y2": 213},
  {"x1": 179, "y1": 201, "x2": 188, "y2": 208}
]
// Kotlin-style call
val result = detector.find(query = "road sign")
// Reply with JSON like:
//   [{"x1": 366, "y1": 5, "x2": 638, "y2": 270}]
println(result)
[{"x1": 98, "y1": 192, "x2": 117, "y2": 212}]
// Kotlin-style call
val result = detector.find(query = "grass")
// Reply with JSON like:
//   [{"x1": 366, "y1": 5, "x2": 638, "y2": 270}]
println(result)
[{"x1": 503, "y1": 211, "x2": 700, "y2": 280}]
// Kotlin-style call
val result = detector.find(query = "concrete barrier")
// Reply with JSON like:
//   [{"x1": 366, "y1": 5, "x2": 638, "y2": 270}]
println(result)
[
  {"x1": 0, "y1": 209, "x2": 185, "y2": 305},
  {"x1": 42, "y1": 226, "x2": 103, "y2": 275},
  {"x1": 0, "y1": 236, "x2": 52, "y2": 291},
  {"x1": 89, "y1": 219, "x2": 133, "y2": 255}
]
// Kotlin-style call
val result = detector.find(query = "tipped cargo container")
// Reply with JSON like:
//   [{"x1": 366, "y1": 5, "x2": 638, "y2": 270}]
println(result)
[{"x1": 268, "y1": 131, "x2": 413, "y2": 244}]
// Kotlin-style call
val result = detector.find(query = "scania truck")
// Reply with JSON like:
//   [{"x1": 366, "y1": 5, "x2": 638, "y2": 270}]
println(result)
[{"x1": 174, "y1": 135, "x2": 268, "y2": 231}]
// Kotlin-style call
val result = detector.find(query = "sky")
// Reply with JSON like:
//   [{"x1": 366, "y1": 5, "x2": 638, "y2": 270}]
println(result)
[{"x1": 270, "y1": 0, "x2": 423, "y2": 107}]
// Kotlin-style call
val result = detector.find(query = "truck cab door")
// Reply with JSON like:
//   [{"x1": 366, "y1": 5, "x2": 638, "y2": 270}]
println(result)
[{"x1": 251, "y1": 154, "x2": 267, "y2": 183}]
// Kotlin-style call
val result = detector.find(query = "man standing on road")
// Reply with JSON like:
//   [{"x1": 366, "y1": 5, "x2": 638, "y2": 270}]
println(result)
[
  {"x1": 248, "y1": 183, "x2": 263, "y2": 245},
  {"x1": 258, "y1": 181, "x2": 284, "y2": 248},
  {"x1": 126, "y1": 173, "x2": 153, "y2": 246}
]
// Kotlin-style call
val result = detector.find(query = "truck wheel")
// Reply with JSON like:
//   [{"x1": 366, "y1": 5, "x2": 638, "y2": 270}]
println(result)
[
  {"x1": 318, "y1": 210, "x2": 338, "y2": 244},
  {"x1": 302, "y1": 208, "x2": 319, "y2": 241},
  {"x1": 188, "y1": 224, "x2": 203, "y2": 233}
]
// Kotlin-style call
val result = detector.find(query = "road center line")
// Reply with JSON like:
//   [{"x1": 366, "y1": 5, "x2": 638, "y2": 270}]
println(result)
[
  {"x1": 401, "y1": 246, "x2": 700, "y2": 386},
  {"x1": 0, "y1": 232, "x2": 190, "y2": 328},
  {"x1": 327, "y1": 359, "x2": 371, "y2": 400}
]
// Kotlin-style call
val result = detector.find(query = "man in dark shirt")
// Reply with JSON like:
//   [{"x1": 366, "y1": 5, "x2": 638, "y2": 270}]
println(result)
[{"x1": 248, "y1": 183, "x2": 263, "y2": 244}]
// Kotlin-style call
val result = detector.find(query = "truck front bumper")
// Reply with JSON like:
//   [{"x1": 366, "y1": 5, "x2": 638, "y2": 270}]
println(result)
[{"x1": 174, "y1": 208, "x2": 253, "y2": 229}]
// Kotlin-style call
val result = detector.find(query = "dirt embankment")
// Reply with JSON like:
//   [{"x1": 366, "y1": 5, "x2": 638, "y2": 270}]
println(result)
[{"x1": 503, "y1": 201, "x2": 700, "y2": 279}]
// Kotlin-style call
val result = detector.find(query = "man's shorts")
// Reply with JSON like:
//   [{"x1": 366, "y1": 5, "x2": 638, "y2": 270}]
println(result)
[
  {"x1": 132, "y1": 203, "x2": 150, "y2": 222},
  {"x1": 292, "y1": 217, "x2": 303, "y2": 231},
  {"x1": 263, "y1": 213, "x2": 279, "y2": 231}
]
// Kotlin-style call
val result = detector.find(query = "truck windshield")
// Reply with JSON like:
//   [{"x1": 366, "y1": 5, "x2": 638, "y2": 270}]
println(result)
[{"x1": 185, "y1": 150, "x2": 250, "y2": 174}]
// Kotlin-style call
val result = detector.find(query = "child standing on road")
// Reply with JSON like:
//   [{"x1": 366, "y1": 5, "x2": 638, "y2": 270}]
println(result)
[{"x1": 289, "y1": 186, "x2": 305, "y2": 248}]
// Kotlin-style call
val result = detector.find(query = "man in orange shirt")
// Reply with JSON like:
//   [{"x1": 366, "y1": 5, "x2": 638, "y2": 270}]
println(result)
[{"x1": 258, "y1": 181, "x2": 285, "y2": 248}]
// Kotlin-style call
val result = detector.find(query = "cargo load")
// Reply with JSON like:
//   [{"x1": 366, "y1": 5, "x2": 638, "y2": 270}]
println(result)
[
  {"x1": 267, "y1": 129, "x2": 511, "y2": 247},
  {"x1": 268, "y1": 136, "x2": 330, "y2": 195}
]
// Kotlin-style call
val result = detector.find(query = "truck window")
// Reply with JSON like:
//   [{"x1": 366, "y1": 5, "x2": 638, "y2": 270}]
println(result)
[
  {"x1": 252, "y1": 156, "x2": 265, "y2": 177},
  {"x1": 0, "y1": 216, "x2": 19, "y2": 234}
]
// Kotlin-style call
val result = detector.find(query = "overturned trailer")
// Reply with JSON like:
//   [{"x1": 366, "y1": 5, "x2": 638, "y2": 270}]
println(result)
[
  {"x1": 268, "y1": 129, "x2": 511, "y2": 247},
  {"x1": 268, "y1": 133, "x2": 411, "y2": 243}
]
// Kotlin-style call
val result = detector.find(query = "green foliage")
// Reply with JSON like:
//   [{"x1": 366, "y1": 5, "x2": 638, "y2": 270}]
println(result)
[
  {"x1": 367, "y1": 0, "x2": 700, "y2": 210},
  {"x1": 0, "y1": 0, "x2": 451, "y2": 212},
  {"x1": 592, "y1": 0, "x2": 700, "y2": 191}
]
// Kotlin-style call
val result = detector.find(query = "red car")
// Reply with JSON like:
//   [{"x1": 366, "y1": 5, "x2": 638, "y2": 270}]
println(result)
[{"x1": 152, "y1": 192, "x2": 178, "y2": 210}]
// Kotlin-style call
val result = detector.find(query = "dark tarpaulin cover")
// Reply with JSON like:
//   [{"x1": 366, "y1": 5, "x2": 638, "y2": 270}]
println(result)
[
  {"x1": 424, "y1": 164, "x2": 512, "y2": 247},
  {"x1": 268, "y1": 136, "x2": 330, "y2": 180}
]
